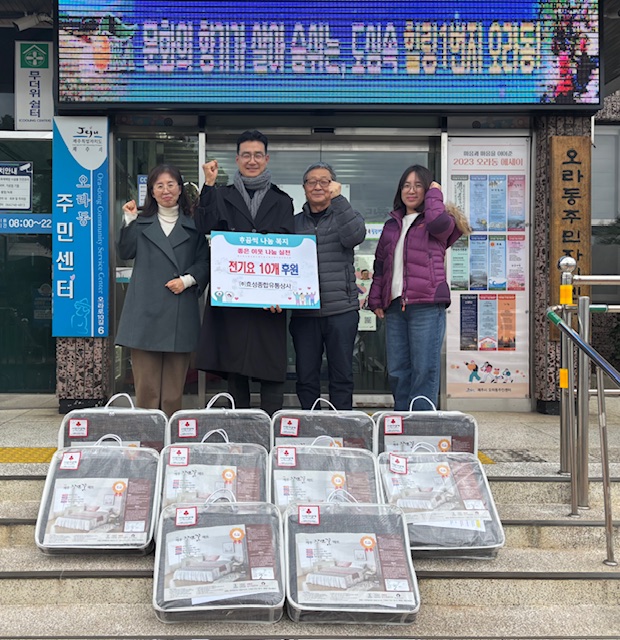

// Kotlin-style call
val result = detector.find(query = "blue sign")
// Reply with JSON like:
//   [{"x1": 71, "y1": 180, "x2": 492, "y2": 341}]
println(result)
[
  {"x1": 0, "y1": 213, "x2": 52, "y2": 233},
  {"x1": 52, "y1": 116, "x2": 109, "y2": 337},
  {"x1": 56, "y1": 0, "x2": 600, "y2": 108}
]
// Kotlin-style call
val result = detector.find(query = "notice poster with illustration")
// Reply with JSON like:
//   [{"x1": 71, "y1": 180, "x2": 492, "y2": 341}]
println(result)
[
  {"x1": 210, "y1": 231, "x2": 320, "y2": 309},
  {"x1": 446, "y1": 137, "x2": 530, "y2": 400}
]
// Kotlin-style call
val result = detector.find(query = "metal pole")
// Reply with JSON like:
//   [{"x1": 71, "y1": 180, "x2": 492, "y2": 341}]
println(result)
[
  {"x1": 565, "y1": 309, "x2": 580, "y2": 517},
  {"x1": 559, "y1": 301, "x2": 570, "y2": 474},
  {"x1": 577, "y1": 296, "x2": 591, "y2": 508},
  {"x1": 595, "y1": 367, "x2": 617, "y2": 566}
]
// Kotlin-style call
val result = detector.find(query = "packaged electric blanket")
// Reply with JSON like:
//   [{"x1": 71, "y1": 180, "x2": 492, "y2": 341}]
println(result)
[
  {"x1": 378, "y1": 451, "x2": 505, "y2": 558},
  {"x1": 373, "y1": 396, "x2": 478, "y2": 455},
  {"x1": 159, "y1": 441, "x2": 268, "y2": 509},
  {"x1": 58, "y1": 393, "x2": 167, "y2": 451},
  {"x1": 284, "y1": 502, "x2": 420, "y2": 624},
  {"x1": 271, "y1": 399, "x2": 374, "y2": 452},
  {"x1": 167, "y1": 393, "x2": 271, "y2": 451},
  {"x1": 269, "y1": 442, "x2": 381, "y2": 511},
  {"x1": 153, "y1": 499, "x2": 285, "y2": 623},
  {"x1": 35, "y1": 435, "x2": 160, "y2": 554}
]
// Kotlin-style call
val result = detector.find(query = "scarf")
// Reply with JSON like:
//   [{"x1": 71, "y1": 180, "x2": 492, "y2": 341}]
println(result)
[{"x1": 233, "y1": 169, "x2": 272, "y2": 220}]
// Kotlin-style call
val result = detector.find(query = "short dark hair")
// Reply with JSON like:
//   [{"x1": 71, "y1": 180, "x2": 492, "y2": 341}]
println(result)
[
  {"x1": 236, "y1": 129, "x2": 269, "y2": 153},
  {"x1": 142, "y1": 164, "x2": 192, "y2": 217},
  {"x1": 393, "y1": 164, "x2": 434, "y2": 212}
]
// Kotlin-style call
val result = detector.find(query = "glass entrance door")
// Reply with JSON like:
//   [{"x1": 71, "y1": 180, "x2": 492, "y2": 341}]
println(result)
[
  {"x1": 204, "y1": 131, "x2": 440, "y2": 403},
  {"x1": 0, "y1": 135, "x2": 55, "y2": 392}
]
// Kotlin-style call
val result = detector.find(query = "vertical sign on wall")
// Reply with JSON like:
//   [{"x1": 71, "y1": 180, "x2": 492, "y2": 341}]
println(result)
[
  {"x1": 445, "y1": 137, "x2": 530, "y2": 400},
  {"x1": 52, "y1": 116, "x2": 109, "y2": 337},
  {"x1": 549, "y1": 136, "x2": 591, "y2": 309},
  {"x1": 14, "y1": 42, "x2": 53, "y2": 130}
]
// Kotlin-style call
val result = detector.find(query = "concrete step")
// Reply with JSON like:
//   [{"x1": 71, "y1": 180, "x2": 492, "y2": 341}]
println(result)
[{"x1": 0, "y1": 591, "x2": 617, "y2": 639}]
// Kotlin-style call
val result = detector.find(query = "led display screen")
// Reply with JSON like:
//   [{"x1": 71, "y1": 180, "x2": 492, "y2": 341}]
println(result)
[{"x1": 56, "y1": 0, "x2": 600, "y2": 108}]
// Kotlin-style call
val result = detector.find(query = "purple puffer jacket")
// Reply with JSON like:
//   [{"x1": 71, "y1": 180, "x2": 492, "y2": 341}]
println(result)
[{"x1": 368, "y1": 188, "x2": 462, "y2": 310}]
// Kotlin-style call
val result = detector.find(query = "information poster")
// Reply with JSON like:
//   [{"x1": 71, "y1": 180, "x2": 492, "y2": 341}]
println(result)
[
  {"x1": 52, "y1": 116, "x2": 109, "y2": 337},
  {"x1": 446, "y1": 137, "x2": 530, "y2": 399},
  {"x1": 210, "y1": 231, "x2": 319, "y2": 309}
]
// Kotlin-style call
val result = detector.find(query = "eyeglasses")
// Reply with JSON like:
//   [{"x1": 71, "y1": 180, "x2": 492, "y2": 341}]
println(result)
[
  {"x1": 402, "y1": 183, "x2": 424, "y2": 192},
  {"x1": 239, "y1": 152, "x2": 266, "y2": 161},
  {"x1": 304, "y1": 178, "x2": 331, "y2": 189},
  {"x1": 153, "y1": 181, "x2": 179, "y2": 192}
]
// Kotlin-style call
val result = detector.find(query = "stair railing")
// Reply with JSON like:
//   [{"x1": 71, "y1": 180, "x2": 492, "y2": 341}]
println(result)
[{"x1": 549, "y1": 256, "x2": 620, "y2": 566}]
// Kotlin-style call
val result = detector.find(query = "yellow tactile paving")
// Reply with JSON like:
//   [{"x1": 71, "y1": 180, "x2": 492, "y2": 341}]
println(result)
[
  {"x1": 0, "y1": 448, "x2": 56, "y2": 463},
  {"x1": 478, "y1": 451, "x2": 495, "y2": 464}
]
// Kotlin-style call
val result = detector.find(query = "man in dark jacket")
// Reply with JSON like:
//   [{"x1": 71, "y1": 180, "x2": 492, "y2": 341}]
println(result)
[
  {"x1": 290, "y1": 162, "x2": 366, "y2": 410},
  {"x1": 194, "y1": 130, "x2": 294, "y2": 415}
]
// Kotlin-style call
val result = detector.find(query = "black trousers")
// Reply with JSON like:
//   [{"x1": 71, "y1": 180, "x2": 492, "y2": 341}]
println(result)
[
  {"x1": 227, "y1": 373, "x2": 284, "y2": 417},
  {"x1": 289, "y1": 310, "x2": 359, "y2": 410}
]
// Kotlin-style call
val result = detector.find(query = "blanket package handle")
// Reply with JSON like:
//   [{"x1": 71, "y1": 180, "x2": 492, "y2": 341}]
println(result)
[
  {"x1": 408, "y1": 395, "x2": 437, "y2": 411},
  {"x1": 310, "y1": 397, "x2": 338, "y2": 412},
  {"x1": 105, "y1": 393, "x2": 135, "y2": 409},
  {"x1": 201, "y1": 429, "x2": 230, "y2": 443},
  {"x1": 309, "y1": 435, "x2": 338, "y2": 447},
  {"x1": 205, "y1": 392, "x2": 236, "y2": 410},
  {"x1": 94, "y1": 433, "x2": 123, "y2": 446}
]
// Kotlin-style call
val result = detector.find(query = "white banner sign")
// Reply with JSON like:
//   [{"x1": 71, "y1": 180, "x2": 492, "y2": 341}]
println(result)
[
  {"x1": 210, "y1": 231, "x2": 320, "y2": 309},
  {"x1": 14, "y1": 42, "x2": 53, "y2": 131}
]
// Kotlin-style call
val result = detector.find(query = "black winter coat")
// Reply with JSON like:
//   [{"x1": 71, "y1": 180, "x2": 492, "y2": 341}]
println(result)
[
  {"x1": 194, "y1": 183, "x2": 294, "y2": 381},
  {"x1": 115, "y1": 213, "x2": 210, "y2": 352}
]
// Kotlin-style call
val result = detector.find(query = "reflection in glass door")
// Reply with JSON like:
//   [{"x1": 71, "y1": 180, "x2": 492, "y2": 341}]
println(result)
[{"x1": 204, "y1": 133, "x2": 439, "y2": 401}]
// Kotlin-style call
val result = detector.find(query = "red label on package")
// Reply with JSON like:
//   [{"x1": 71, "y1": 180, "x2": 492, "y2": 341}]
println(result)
[
  {"x1": 175, "y1": 506, "x2": 197, "y2": 527},
  {"x1": 389, "y1": 452, "x2": 408, "y2": 474},
  {"x1": 280, "y1": 417, "x2": 299, "y2": 436},
  {"x1": 60, "y1": 451, "x2": 81, "y2": 470},
  {"x1": 68, "y1": 419, "x2": 88, "y2": 437},
  {"x1": 169, "y1": 447, "x2": 189, "y2": 466},
  {"x1": 177, "y1": 418, "x2": 197, "y2": 438},
  {"x1": 277, "y1": 446, "x2": 297, "y2": 467},
  {"x1": 298, "y1": 504, "x2": 320, "y2": 525},
  {"x1": 384, "y1": 415, "x2": 403, "y2": 435}
]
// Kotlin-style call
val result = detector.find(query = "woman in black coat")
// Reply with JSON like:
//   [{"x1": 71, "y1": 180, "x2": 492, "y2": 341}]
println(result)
[{"x1": 116, "y1": 164, "x2": 209, "y2": 416}]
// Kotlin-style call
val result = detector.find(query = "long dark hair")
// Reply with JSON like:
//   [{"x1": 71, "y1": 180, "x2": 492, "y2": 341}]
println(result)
[
  {"x1": 141, "y1": 164, "x2": 192, "y2": 217},
  {"x1": 393, "y1": 164, "x2": 434, "y2": 212}
]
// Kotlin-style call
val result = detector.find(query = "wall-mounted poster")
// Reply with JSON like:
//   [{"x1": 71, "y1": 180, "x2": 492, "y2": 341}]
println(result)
[{"x1": 446, "y1": 137, "x2": 530, "y2": 400}]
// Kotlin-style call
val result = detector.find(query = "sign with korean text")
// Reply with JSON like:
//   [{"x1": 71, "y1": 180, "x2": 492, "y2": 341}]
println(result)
[
  {"x1": 0, "y1": 162, "x2": 33, "y2": 210},
  {"x1": 549, "y1": 136, "x2": 591, "y2": 310},
  {"x1": 445, "y1": 137, "x2": 531, "y2": 400},
  {"x1": 210, "y1": 231, "x2": 319, "y2": 309},
  {"x1": 56, "y1": 0, "x2": 599, "y2": 109},
  {"x1": 15, "y1": 41, "x2": 53, "y2": 130},
  {"x1": 52, "y1": 116, "x2": 109, "y2": 337}
]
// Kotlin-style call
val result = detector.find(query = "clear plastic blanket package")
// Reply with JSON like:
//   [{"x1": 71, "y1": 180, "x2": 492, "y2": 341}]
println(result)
[
  {"x1": 378, "y1": 451, "x2": 505, "y2": 558},
  {"x1": 153, "y1": 501, "x2": 285, "y2": 623},
  {"x1": 285, "y1": 502, "x2": 420, "y2": 624}
]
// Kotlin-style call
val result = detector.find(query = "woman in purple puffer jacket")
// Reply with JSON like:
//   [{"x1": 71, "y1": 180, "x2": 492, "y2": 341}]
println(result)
[{"x1": 368, "y1": 165, "x2": 470, "y2": 411}]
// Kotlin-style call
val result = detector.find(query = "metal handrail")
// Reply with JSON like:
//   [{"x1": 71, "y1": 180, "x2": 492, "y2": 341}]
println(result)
[{"x1": 547, "y1": 307, "x2": 618, "y2": 566}]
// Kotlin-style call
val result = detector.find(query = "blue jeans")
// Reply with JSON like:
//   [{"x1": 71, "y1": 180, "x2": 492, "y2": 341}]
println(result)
[
  {"x1": 289, "y1": 310, "x2": 359, "y2": 410},
  {"x1": 385, "y1": 300, "x2": 446, "y2": 411}
]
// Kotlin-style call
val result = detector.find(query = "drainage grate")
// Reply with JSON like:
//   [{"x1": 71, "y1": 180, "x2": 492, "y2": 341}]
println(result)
[{"x1": 482, "y1": 449, "x2": 549, "y2": 463}]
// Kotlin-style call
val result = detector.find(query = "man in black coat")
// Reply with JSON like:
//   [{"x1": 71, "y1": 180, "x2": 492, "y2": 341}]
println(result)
[{"x1": 194, "y1": 130, "x2": 294, "y2": 415}]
